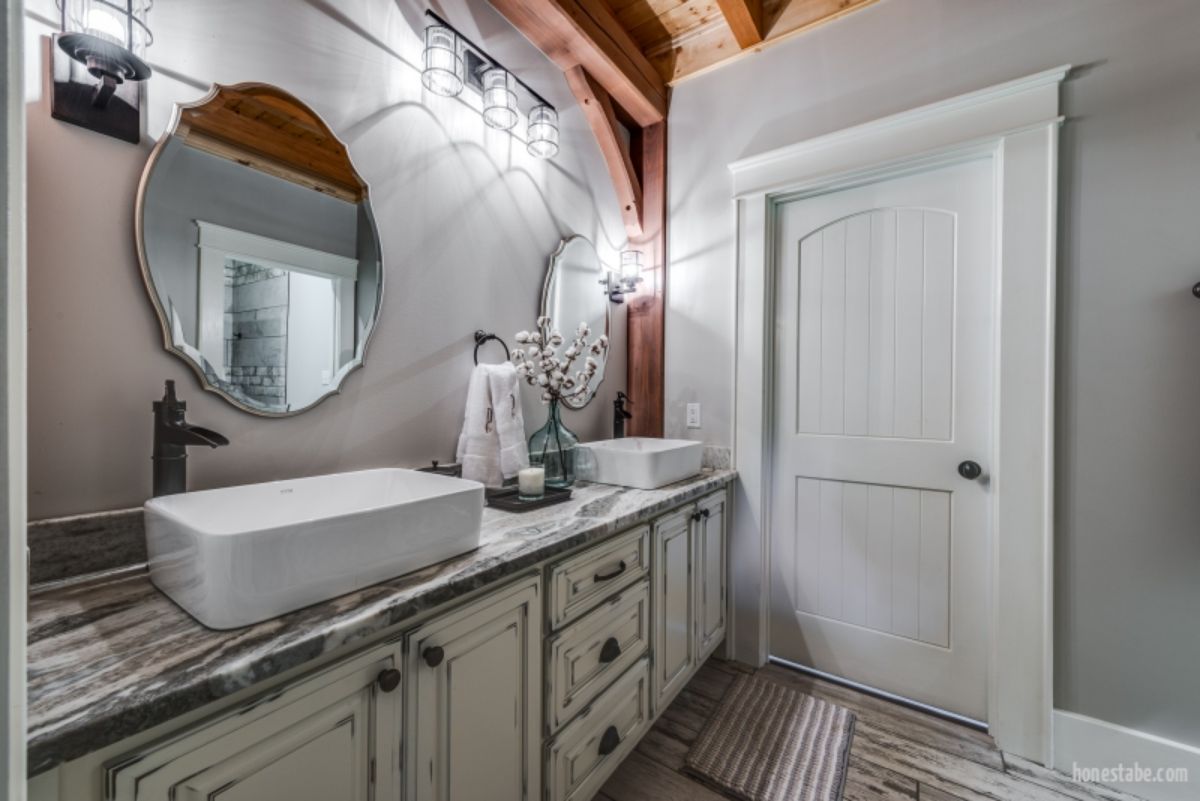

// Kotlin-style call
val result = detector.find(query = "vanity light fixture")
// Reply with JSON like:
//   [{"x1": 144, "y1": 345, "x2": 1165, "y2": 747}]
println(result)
[
  {"x1": 423, "y1": 11, "x2": 559, "y2": 157},
  {"x1": 601, "y1": 250, "x2": 645, "y2": 304},
  {"x1": 527, "y1": 104, "x2": 559, "y2": 159},
  {"x1": 421, "y1": 23, "x2": 464, "y2": 97},
  {"x1": 52, "y1": 0, "x2": 153, "y2": 143}
]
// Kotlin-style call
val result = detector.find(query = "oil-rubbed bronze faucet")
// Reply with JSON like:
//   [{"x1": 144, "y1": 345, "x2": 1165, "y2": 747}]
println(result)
[
  {"x1": 613, "y1": 391, "x2": 633, "y2": 439},
  {"x1": 152, "y1": 380, "x2": 229, "y2": 496}
]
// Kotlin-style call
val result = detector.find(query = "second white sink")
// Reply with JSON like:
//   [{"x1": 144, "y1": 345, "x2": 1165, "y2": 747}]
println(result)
[
  {"x1": 145, "y1": 468, "x2": 484, "y2": 629},
  {"x1": 576, "y1": 437, "x2": 703, "y2": 489}
]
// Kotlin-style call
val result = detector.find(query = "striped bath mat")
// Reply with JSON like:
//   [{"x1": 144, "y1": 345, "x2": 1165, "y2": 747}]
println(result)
[{"x1": 685, "y1": 673, "x2": 856, "y2": 801}]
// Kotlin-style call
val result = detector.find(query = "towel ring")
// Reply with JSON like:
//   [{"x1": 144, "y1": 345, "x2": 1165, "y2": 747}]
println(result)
[{"x1": 473, "y1": 331, "x2": 511, "y2": 365}]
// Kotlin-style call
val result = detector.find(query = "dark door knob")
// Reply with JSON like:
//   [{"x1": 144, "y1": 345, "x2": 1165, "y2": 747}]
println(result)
[
  {"x1": 598, "y1": 725, "x2": 622, "y2": 756},
  {"x1": 423, "y1": 646, "x2": 445, "y2": 668},
  {"x1": 598, "y1": 637, "x2": 622, "y2": 664},
  {"x1": 376, "y1": 668, "x2": 401, "y2": 693},
  {"x1": 958, "y1": 460, "x2": 983, "y2": 480}
]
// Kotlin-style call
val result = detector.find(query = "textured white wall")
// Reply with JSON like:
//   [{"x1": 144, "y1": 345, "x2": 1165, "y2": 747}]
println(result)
[
  {"x1": 665, "y1": 0, "x2": 1200, "y2": 747},
  {"x1": 23, "y1": 0, "x2": 628, "y2": 518}
]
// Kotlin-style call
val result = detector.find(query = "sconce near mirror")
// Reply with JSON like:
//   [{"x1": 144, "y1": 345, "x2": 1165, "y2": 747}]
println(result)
[
  {"x1": 541, "y1": 237, "x2": 610, "y2": 409},
  {"x1": 52, "y1": 0, "x2": 154, "y2": 143},
  {"x1": 136, "y1": 83, "x2": 385, "y2": 417},
  {"x1": 600, "y1": 250, "x2": 645, "y2": 304}
]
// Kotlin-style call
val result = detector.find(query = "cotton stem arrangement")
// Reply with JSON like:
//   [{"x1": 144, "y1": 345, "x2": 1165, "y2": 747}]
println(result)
[{"x1": 512, "y1": 316, "x2": 609, "y2": 404}]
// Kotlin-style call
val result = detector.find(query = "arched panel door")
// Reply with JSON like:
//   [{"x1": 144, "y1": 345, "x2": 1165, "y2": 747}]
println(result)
[{"x1": 769, "y1": 157, "x2": 996, "y2": 722}]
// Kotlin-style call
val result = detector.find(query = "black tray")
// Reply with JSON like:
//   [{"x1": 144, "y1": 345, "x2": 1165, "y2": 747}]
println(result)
[{"x1": 486, "y1": 485, "x2": 573, "y2": 512}]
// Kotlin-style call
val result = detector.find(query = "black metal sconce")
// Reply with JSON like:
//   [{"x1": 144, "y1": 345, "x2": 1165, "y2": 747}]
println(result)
[{"x1": 52, "y1": 0, "x2": 154, "y2": 144}]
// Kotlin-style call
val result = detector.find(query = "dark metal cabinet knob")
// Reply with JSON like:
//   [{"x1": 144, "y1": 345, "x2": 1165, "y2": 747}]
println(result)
[
  {"x1": 701, "y1": 508, "x2": 711, "y2": 519},
  {"x1": 593, "y1": 561, "x2": 627, "y2": 582},
  {"x1": 1193, "y1": 282, "x2": 1200, "y2": 299},
  {"x1": 599, "y1": 637, "x2": 622, "y2": 664},
  {"x1": 598, "y1": 725, "x2": 621, "y2": 756},
  {"x1": 376, "y1": 668, "x2": 401, "y2": 693},
  {"x1": 958, "y1": 460, "x2": 983, "y2": 480},
  {"x1": 423, "y1": 646, "x2": 445, "y2": 668}
]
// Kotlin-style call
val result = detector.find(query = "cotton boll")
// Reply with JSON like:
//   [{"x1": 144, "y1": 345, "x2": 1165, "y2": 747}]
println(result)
[
  {"x1": 577, "y1": 322, "x2": 589, "y2": 337},
  {"x1": 528, "y1": 346, "x2": 541, "y2": 359},
  {"x1": 515, "y1": 331, "x2": 530, "y2": 343},
  {"x1": 511, "y1": 348, "x2": 525, "y2": 361},
  {"x1": 537, "y1": 374, "x2": 549, "y2": 387},
  {"x1": 530, "y1": 331, "x2": 542, "y2": 345},
  {"x1": 549, "y1": 332, "x2": 564, "y2": 347}
]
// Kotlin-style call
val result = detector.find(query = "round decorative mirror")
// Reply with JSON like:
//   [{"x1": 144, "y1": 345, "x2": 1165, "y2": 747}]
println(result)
[
  {"x1": 540, "y1": 236, "x2": 609, "y2": 409},
  {"x1": 136, "y1": 83, "x2": 383, "y2": 416}
]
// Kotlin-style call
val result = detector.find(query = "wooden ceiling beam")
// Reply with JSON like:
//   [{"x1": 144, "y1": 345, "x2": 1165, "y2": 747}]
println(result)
[
  {"x1": 488, "y1": 0, "x2": 667, "y2": 125},
  {"x1": 564, "y1": 66, "x2": 644, "y2": 237},
  {"x1": 715, "y1": 0, "x2": 764, "y2": 48}
]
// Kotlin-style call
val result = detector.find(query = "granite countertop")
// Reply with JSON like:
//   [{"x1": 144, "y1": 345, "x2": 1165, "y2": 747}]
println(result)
[{"x1": 27, "y1": 470, "x2": 736, "y2": 776}]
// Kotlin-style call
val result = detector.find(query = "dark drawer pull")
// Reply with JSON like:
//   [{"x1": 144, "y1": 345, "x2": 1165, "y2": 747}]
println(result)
[
  {"x1": 599, "y1": 637, "x2": 621, "y2": 664},
  {"x1": 701, "y1": 508, "x2": 711, "y2": 518},
  {"x1": 593, "y1": 561, "x2": 627, "y2": 582},
  {"x1": 376, "y1": 668, "x2": 401, "y2": 693},
  {"x1": 598, "y1": 725, "x2": 621, "y2": 756},
  {"x1": 423, "y1": 646, "x2": 445, "y2": 668}
]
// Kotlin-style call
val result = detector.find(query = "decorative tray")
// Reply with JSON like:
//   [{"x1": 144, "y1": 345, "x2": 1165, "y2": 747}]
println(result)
[{"x1": 485, "y1": 485, "x2": 573, "y2": 512}]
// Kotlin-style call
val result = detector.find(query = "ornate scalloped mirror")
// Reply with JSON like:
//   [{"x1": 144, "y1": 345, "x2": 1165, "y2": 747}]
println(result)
[
  {"x1": 136, "y1": 83, "x2": 384, "y2": 416},
  {"x1": 540, "y1": 236, "x2": 610, "y2": 409}
]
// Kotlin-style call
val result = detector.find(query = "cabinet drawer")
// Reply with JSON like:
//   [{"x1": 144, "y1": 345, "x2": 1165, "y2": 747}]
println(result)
[
  {"x1": 548, "y1": 526, "x2": 649, "y2": 629},
  {"x1": 545, "y1": 659, "x2": 651, "y2": 801},
  {"x1": 547, "y1": 580, "x2": 650, "y2": 733}
]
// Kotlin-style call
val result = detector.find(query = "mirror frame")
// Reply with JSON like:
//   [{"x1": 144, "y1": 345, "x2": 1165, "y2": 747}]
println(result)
[
  {"x1": 539, "y1": 235, "x2": 610, "y2": 410},
  {"x1": 134, "y1": 82, "x2": 385, "y2": 417}
]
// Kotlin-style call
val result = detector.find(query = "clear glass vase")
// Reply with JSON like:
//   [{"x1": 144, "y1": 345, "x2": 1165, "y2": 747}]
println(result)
[{"x1": 528, "y1": 399, "x2": 578, "y2": 488}]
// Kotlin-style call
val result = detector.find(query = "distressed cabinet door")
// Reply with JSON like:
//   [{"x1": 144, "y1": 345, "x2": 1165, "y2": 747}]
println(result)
[
  {"x1": 652, "y1": 507, "x2": 694, "y2": 711},
  {"x1": 104, "y1": 643, "x2": 402, "y2": 801},
  {"x1": 694, "y1": 491, "x2": 728, "y2": 661},
  {"x1": 406, "y1": 577, "x2": 542, "y2": 801}
]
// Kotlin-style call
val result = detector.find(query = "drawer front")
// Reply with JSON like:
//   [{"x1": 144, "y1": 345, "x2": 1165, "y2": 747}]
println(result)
[
  {"x1": 547, "y1": 580, "x2": 650, "y2": 733},
  {"x1": 548, "y1": 526, "x2": 649, "y2": 629},
  {"x1": 546, "y1": 659, "x2": 651, "y2": 801}
]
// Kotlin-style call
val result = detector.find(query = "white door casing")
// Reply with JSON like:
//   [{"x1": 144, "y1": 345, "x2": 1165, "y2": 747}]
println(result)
[
  {"x1": 729, "y1": 66, "x2": 1066, "y2": 762},
  {"x1": 769, "y1": 159, "x2": 995, "y2": 721}
]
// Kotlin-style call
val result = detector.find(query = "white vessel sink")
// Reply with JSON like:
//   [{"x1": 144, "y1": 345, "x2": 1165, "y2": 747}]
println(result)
[
  {"x1": 576, "y1": 438, "x2": 703, "y2": 490},
  {"x1": 145, "y1": 468, "x2": 484, "y2": 629}
]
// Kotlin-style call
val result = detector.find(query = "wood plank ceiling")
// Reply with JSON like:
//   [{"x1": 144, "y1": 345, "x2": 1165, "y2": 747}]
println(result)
[{"x1": 604, "y1": 0, "x2": 878, "y2": 84}]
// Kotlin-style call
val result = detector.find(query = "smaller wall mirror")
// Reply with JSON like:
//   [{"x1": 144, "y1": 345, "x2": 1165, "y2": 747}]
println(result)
[
  {"x1": 136, "y1": 83, "x2": 383, "y2": 416},
  {"x1": 541, "y1": 236, "x2": 610, "y2": 409}
]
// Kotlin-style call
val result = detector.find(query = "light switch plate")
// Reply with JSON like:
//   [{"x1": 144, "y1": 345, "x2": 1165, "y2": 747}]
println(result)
[{"x1": 686, "y1": 403, "x2": 701, "y2": 429}]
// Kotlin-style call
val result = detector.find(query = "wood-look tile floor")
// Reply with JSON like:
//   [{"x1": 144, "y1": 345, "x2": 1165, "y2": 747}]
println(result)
[{"x1": 598, "y1": 658, "x2": 1142, "y2": 801}]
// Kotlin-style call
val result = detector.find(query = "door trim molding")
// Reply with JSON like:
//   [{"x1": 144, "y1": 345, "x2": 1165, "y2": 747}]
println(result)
[{"x1": 728, "y1": 65, "x2": 1068, "y2": 764}]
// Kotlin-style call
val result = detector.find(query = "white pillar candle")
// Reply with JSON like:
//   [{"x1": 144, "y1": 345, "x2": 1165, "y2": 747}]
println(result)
[{"x1": 518, "y1": 467, "x2": 545, "y2": 499}]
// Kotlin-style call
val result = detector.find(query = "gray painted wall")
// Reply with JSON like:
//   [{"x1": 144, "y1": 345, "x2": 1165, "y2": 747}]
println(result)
[
  {"x1": 665, "y1": 0, "x2": 1200, "y2": 746},
  {"x1": 24, "y1": 0, "x2": 629, "y2": 518}
]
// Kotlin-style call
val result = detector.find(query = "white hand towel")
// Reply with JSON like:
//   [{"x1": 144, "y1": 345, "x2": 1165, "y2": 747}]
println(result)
[
  {"x1": 485, "y1": 363, "x2": 529, "y2": 479},
  {"x1": 456, "y1": 365, "x2": 505, "y2": 487}
]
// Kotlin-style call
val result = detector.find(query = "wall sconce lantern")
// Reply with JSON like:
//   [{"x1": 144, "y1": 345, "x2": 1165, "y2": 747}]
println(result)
[
  {"x1": 601, "y1": 250, "x2": 645, "y2": 303},
  {"x1": 422, "y1": 11, "x2": 559, "y2": 158},
  {"x1": 52, "y1": 0, "x2": 153, "y2": 143}
]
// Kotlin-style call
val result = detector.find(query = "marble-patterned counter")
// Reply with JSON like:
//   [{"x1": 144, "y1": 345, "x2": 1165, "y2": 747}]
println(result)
[{"x1": 27, "y1": 470, "x2": 735, "y2": 776}]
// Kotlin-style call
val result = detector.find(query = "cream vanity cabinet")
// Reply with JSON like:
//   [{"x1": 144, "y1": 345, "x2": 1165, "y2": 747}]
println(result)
[
  {"x1": 405, "y1": 576, "x2": 542, "y2": 801},
  {"x1": 102, "y1": 641, "x2": 404, "y2": 801},
  {"x1": 653, "y1": 490, "x2": 727, "y2": 711}
]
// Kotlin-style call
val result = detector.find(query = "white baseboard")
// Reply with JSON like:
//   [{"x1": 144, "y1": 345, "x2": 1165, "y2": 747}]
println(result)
[{"x1": 1053, "y1": 710, "x2": 1200, "y2": 801}]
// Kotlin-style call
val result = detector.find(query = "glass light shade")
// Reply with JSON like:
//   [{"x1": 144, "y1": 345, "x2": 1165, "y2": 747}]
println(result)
[
  {"x1": 422, "y1": 25, "x2": 463, "y2": 97},
  {"x1": 620, "y1": 250, "x2": 643, "y2": 280},
  {"x1": 527, "y1": 103, "x2": 559, "y2": 158},
  {"x1": 481, "y1": 67, "x2": 518, "y2": 131},
  {"x1": 59, "y1": 0, "x2": 153, "y2": 80}
]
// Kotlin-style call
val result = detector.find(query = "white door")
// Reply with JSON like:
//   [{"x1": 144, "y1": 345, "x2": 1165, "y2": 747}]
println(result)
[{"x1": 769, "y1": 157, "x2": 995, "y2": 721}]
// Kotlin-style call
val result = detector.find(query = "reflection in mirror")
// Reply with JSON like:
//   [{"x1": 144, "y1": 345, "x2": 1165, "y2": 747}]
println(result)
[
  {"x1": 136, "y1": 83, "x2": 383, "y2": 416},
  {"x1": 540, "y1": 236, "x2": 610, "y2": 409}
]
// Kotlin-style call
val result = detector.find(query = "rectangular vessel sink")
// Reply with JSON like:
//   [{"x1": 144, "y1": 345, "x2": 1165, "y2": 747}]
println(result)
[
  {"x1": 145, "y1": 468, "x2": 484, "y2": 629},
  {"x1": 576, "y1": 438, "x2": 703, "y2": 490}
]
